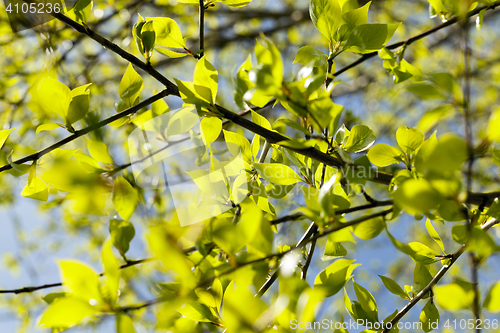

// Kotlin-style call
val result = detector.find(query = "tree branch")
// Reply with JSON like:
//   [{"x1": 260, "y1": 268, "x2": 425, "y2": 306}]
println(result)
[
  {"x1": 0, "y1": 257, "x2": 155, "y2": 295},
  {"x1": 333, "y1": 0, "x2": 500, "y2": 78},
  {"x1": 0, "y1": 90, "x2": 169, "y2": 173},
  {"x1": 381, "y1": 218, "x2": 499, "y2": 332},
  {"x1": 199, "y1": 0, "x2": 205, "y2": 58}
]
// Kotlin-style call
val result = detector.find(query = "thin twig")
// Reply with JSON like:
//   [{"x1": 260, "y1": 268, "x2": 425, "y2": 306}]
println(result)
[
  {"x1": 333, "y1": 0, "x2": 500, "y2": 78},
  {"x1": 199, "y1": 0, "x2": 205, "y2": 58},
  {"x1": 382, "y1": 219, "x2": 499, "y2": 332}
]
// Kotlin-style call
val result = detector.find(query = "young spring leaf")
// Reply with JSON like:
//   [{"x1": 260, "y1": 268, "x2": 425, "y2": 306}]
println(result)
[
  {"x1": 342, "y1": 125, "x2": 376, "y2": 152},
  {"x1": 67, "y1": 83, "x2": 92, "y2": 125},
  {"x1": 396, "y1": 126, "x2": 424, "y2": 155},
  {"x1": 378, "y1": 275, "x2": 409, "y2": 300},
  {"x1": 293, "y1": 46, "x2": 328, "y2": 67},
  {"x1": 112, "y1": 176, "x2": 138, "y2": 221},
  {"x1": 71, "y1": 0, "x2": 93, "y2": 24},
  {"x1": 21, "y1": 162, "x2": 49, "y2": 201},
  {"x1": 116, "y1": 313, "x2": 137, "y2": 333},
  {"x1": 36, "y1": 77, "x2": 72, "y2": 119},
  {"x1": 393, "y1": 178, "x2": 444, "y2": 214},
  {"x1": 0, "y1": 128, "x2": 14, "y2": 149},
  {"x1": 425, "y1": 219, "x2": 445, "y2": 253},
  {"x1": 38, "y1": 296, "x2": 96, "y2": 328},
  {"x1": 200, "y1": 117, "x2": 222, "y2": 146},
  {"x1": 420, "y1": 299, "x2": 440, "y2": 332},
  {"x1": 109, "y1": 220, "x2": 136, "y2": 256},
  {"x1": 367, "y1": 144, "x2": 404, "y2": 167},
  {"x1": 253, "y1": 162, "x2": 303, "y2": 186},
  {"x1": 309, "y1": 0, "x2": 342, "y2": 42},
  {"x1": 193, "y1": 57, "x2": 218, "y2": 105},
  {"x1": 353, "y1": 280, "x2": 378, "y2": 322},
  {"x1": 119, "y1": 64, "x2": 144, "y2": 107},
  {"x1": 86, "y1": 138, "x2": 114, "y2": 164},
  {"x1": 488, "y1": 107, "x2": 500, "y2": 142},
  {"x1": 58, "y1": 260, "x2": 102, "y2": 302},
  {"x1": 147, "y1": 17, "x2": 187, "y2": 57},
  {"x1": 314, "y1": 259, "x2": 358, "y2": 297},
  {"x1": 483, "y1": 282, "x2": 500, "y2": 312},
  {"x1": 343, "y1": 23, "x2": 400, "y2": 54}
]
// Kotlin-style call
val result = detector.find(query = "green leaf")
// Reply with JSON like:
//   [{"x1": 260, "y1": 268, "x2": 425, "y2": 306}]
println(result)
[
  {"x1": 178, "y1": 301, "x2": 220, "y2": 323},
  {"x1": 378, "y1": 275, "x2": 409, "y2": 300},
  {"x1": 112, "y1": 176, "x2": 138, "y2": 221},
  {"x1": 420, "y1": 300, "x2": 440, "y2": 332},
  {"x1": 36, "y1": 77, "x2": 72, "y2": 119},
  {"x1": 413, "y1": 263, "x2": 433, "y2": 297},
  {"x1": 434, "y1": 281, "x2": 473, "y2": 310},
  {"x1": 193, "y1": 57, "x2": 218, "y2": 105},
  {"x1": 251, "y1": 110, "x2": 272, "y2": 131},
  {"x1": 253, "y1": 163, "x2": 303, "y2": 185},
  {"x1": 0, "y1": 128, "x2": 14, "y2": 149},
  {"x1": 430, "y1": 72, "x2": 460, "y2": 98},
  {"x1": 119, "y1": 64, "x2": 144, "y2": 107},
  {"x1": 223, "y1": 130, "x2": 251, "y2": 161},
  {"x1": 406, "y1": 83, "x2": 447, "y2": 100},
  {"x1": 195, "y1": 278, "x2": 223, "y2": 308},
  {"x1": 352, "y1": 217, "x2": 385, "y2": 240},
  {"x1": 116, "y1": 313, "x2": 137, "y2": 333},
  {"x1": 21, "y1": 163, "x2": 49, "y2": 201},
  {"x1": 323, "y1": 240, "x2": 347, "y2": 260},
  {"x1": 407, "y1": 242, "x2": 439, "y2": 264},
  {"x1": 342, "y1": 125, "x2": 376, "y2": 152},
  {"x1": 38, "y1": 296, "x2": 96, "y2": 328},
  {"x1": 353, "y1": 280, "x2": 378, "y2": 322},
  {"x1": 425, "y1": 219, "x2": 445, "y2": 253},
  {"x1": 166, "y1": 106, "x2": 199, "y2": 137},
  {"x1": 218, "y1": 0, "x2": 252, "y2": 6},
  {"x1": 141, "y1": 20, "x2": 156, "y2": 60},
  {"x1": 367, "y1": 144, "x2": 404, "y2": 167},
  {"x1": 396, "y1": 126, "x2": 424, "y2": 155},
  {"x1": 314, "y1": 259, "x2": 358, "y2": 297},
  {"x1": 102, "y1": 240, "x2": 120, "y2": 304},
  {"x1": 393, "y1": 178, "x2": 444, "y2": 214},
  {"x1": 86, "y1": 138, "x2": 114, "y2": 164},
  {"x1": 109, "y1": 220, "x2": 136, "y2": 256},
  {"x1": 341, "y1": 2, "x2": 370, "y2": 27},
  {"x1": 476, "y1": 8, "x2": 485, "y2": 30},
  {"x1": 36, "y1": 123, "x2": 63, "y2": 136},
  {"x1": 309, "y1": 0, "x2": 342, "y2": 41},
  {"x1": 148, "y1": 17, "x2": 186, "y2": 49},
  {"x1": 486, "y1": 198, "x2": 500, "y2": 219},
  {"x1": 73, "y1": 0, "x2": 93, "y2": 24},
  {"x1": 483, "y1": 282, "x2": 500, "y2": 312},
  {"x1": 200, "y1": 116, "x2": 222, "y2": 145},
  {"x1": 58, "y1": 260, "x2": 101, "y2": 302},
  {"x1": 67, "y1": 83, "x2": 91, "y2": 125},
  {"x1": 344, "y1": 23, "x2": 400, "y2": 53},
  {"x1": 416, "y1": 134, "x2": 467, "y2": 173},
  {"x1": 488, "y1": 107, "x2": 500, "y2": 141},
  {"x1": 293, "y1": 46, "x2": 328, "y2": 67}
]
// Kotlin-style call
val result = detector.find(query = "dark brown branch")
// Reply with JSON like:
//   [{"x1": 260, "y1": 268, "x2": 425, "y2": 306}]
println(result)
[
  {"x1": 270, "y1": 200, "x2": 394, "y2": 225},
  {"x1": 0, "y1": 90, "x2": 169, "y2": 173},
  {"x1": 0, "y1": 257, "x2": 154, "y2": 295},
  {"x1": 199, "y1": 0, "x2": 205, "y2": 58}
]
